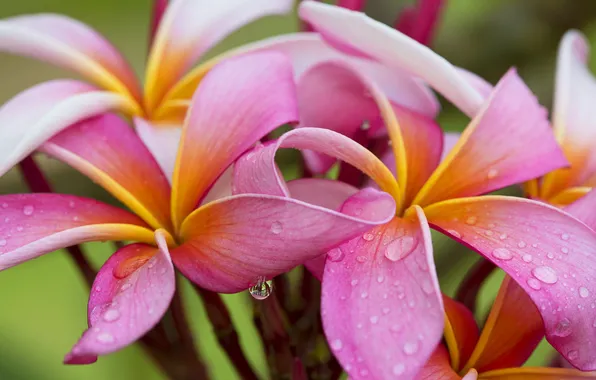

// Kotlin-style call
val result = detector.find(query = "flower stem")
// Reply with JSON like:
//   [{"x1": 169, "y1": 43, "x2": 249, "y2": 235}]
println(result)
[
  {"x1": 18, "y1": 156, "x2": 96, "y2": 287},
  {"x1": 193, "y1": 286, "x2": 258, "y2": 380}
]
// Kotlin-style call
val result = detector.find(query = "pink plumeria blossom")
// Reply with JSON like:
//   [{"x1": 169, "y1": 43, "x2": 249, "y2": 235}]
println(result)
[{"x1": 0, "y1": 52, "x2": 397, "y2": 364}]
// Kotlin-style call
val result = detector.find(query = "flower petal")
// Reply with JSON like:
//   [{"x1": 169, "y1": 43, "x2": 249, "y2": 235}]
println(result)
[
  {"x1": 413, "y1": 69, "x2": 566, "y2": 207},
  {"x1": 0, "y1": 80, "x2": 136, "y2": 178},
  {"x1": 321, "y1": 207, "x2": 443, "y2": 379},
  {"x1": 298, "y1": 1, "x2": 484, "y2": 117},
  {"x1": 65, "y1": 231, "x2": 175, "y2": 363},
  {"x1": 417, "y1": 345, "x2": 466, "y2": 380},
  {"x1": 134, "y1": 118, "x2": 181, "y2": 183},
  {"x1": 174, "y1": 190, "x2": 395, "y2": 292},
  {"x1": 541, "y1": 31, "x2": 596, "y2": 199},
  {"x1": 0, "y1": 14, "x2": 140, "y2": 101},
  {"x1": 0, "y1": 194, "x2": 153, "y2": 270},
  {"x1": 479, "y1": 367, "x2": 596, "y2": 379},
  {"x1": 443, "y1": 295, "x2": 480, "y2": 371},
  {"x1": 171, "y1": 52, "x2": 298, "y2": 228},
  {"x1": 159, "y1": 33, "x2": 439, "y2": 119},
  {"x1": 441, "y1": 132, "x2": 461, "y2": 163},
  {"x1": 424, "y1": 196, "x2": 596, "y2": 370},
  {"x1": 461, "y1": 276, "x2": 543, "y2": 373},
  {"x1": 144, "y1": 0, "x2": 294, "y2": 112},
  {"x1": 564, "y1": 190, "x2": 596, "y2": 231},
  {"x1": 40, "y1": 113, "x2": 172, "y2": 231}
]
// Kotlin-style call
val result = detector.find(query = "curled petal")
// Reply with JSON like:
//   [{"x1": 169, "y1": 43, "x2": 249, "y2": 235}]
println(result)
[
  {"x1": 171, "y1": 52, "x2": 298, "y2": 228},
  {"x1": 424, "y1": 196, "x2": 596, "y2": 370},
  {"x1": 174, "y1": 190, "x2": 396, "y2": 292},
  {"x1": 0, "y1": 194, "x2": 153, "y2": 270},
  {"x1": 65, "y1": 231, "x2": 175, "y2": 363},
  {"x1": 0, "y1": 80, "x2": 135, "y2": 177},
  {"x1": 40, "y1": 114, "x2": 172, "y2": 231},
  {"x1": 413, "y1": 69, "x2": 566, "y2": 207},
  {"x1": 0, "y1": 14, "x2": 141, "y2": 100},
  {"x1": 321, "y1": 207, "x2": 443, "y2": 379},
  {"x1": 144, "y1": 0, "x2": 294, "y2": 111}
]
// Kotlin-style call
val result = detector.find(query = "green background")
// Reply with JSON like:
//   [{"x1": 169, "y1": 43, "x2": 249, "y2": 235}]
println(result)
[{"x1": 1, "y1": 0, "x2": 596, "y2": 378}]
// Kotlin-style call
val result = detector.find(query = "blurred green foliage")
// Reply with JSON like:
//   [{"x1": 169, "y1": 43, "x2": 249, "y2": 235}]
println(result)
[{"x1": 1, "y1": 0, "x2": 596, "y2": 378}]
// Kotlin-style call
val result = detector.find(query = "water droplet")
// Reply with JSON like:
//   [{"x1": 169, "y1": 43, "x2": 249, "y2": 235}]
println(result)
[
  {"x1": 382, "y1": 307, "x2": 390, "y2": 315},
  {"x1": 403, "y1": 341, "x2": 419, "y2": 355},
  {"x1": 96, "y1": 332, "x2": 114, "y2": 343},
  {"x1": 522, "y1": 254, "x2": 533, "y2": 263},
  {"x1": 392, "y1": 364, "x2": 405, "y2": 376},
  {"x1": 330, "y1": 339, "x2": 343, "y2": 351},
  {"x1": 270, "y1": 222, "x2": 283, "y2": 235},
  {"x1": 492, "y1": 248, "x2": 513, "y2": 260},
  {"x1": 356, "y1": 256, "x2": 367, "y2": 263},
  {"x1": 527, "y1": 278, "x2": 542, "y2": 290},
  {"x1": 359, "y1": 369, "x2": 369, "y2": 377},
  {"x1": 249, "y1": 277, "x2": 273, "y2": 300},
  {"x1": 353, "y1": 207, "x2": 363, "y2": 216},
  {"x1": 103, "y1": 309, "x2": 120, "y2": 322},
  {"x1": 360, "y1": 291, "x2": 368, "y2": 299},
  {"x1": 362, "y1": 233, "x2": 375, "y2": 241},
  {"x1": 1, "y1": 203, "x2": 7, "y2": 208},
  {"x1": 532, "y1": 266, "x2": 558, "y2": 284},
  {"x1": 69, "y1": 201, "x2": 76, "y2": 208},
  {"x1": 16, "y1": 226, "x2": 23, "y2": 232},
  {"x1": 487, "y1": 168, "x2": 498, "y2": 179},
  {"x1": 385, "y1": 236, "x2": 418, "y2": 262},
  {"x1": 568, "y1": 350, "x2": 579, "y2": 361},
  {"x1": 485, "y1": 230, "x2": 494, "y2": 236},
  {"x1": 518, "y1": 241, "x2": 527, "y2": 248},
  {"x1": 561, "y1": 247, "x2": 569, "y2": 254},
  {"x1": 351, "y1": 279, "x2": 359, "y2": 286},
  {"x1": 120, "y1": 283, "x2": 132, "y2": 291},
  {"x1": 421, "y1": 280, "x2": 434, "y2": 294},
  {"x1": 148, "y1": 307, "x2": 155, "y2": 315},
  {"x1": 327, "y1": 248, "x2": 345, "y2": 262},
  {"x1": 553, "y1": 318, "x2": 572, "y2": 337},
  {"x1": 447, "y1": 229, "x2": 461, "y2": 238},
  {"x1": 499, "y1": 233, "x2": 508, "y2": 240},
  {"x1": 465, "y1": 216, "x2": 477, "y2": 225},
  {"x1": 94, "y1": 286, "x2": 102, "y2": 292},
  {"x1": 370, "y1": 316, "x2": 379, "y2": 324},
  {"x1": 22, "y1": 205, "x2": 34, "y2": 216},
  {"x1": 0, "y1": 239, "x2": 6, "y2": 247},
  {"x1": 377, "y1": 275, "x2": 385, "y2": 283},
  {"x1": 547, "y1": 252, "x2": 555, "y2": 259},
  {"x1": 579, "y1": 287, "x2": 590, "y2": 298}
]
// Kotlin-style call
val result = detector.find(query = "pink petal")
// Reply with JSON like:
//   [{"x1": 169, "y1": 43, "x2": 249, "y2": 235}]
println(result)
[
  {"x1": 65, "y1": 231, "x2": 175, "y2": 363},
  {"x1": 0, "y1": 14, "x2": 140, "y2": 100},
  {"x1": 417, "y1": 345, "x2": 464, "y2": 380},
  {"x1": 456, "y1": 68, "x2": 493, "y2": 99},
  {"x1": 134, "y1": 118, "x2": 181, "y2": 183},
  {"x1": 0, "y1": 80, "x2": 133, "y2": 177},
  {"x1": 144, "y1": 0, "x2": 294, "y2": 111},
  {"x1": 541, "y1": 31, "x2": 596, "y2": 197},
  {"x1": 564, "y1": 190, "x2": 596, "y2": 231},
  {"x1": 424, "y1": 196, "x2": 596, "y2": 370},
  {"x1": 163, "y1": 34, "x2": 439, "y2": 119},
  {"x1": 0, "y1": 194, "x2": 153, "y2": 270},
  {"x1": 414, "y1": 69, "x2": 567, "y2": 207},
  {"x1": 174, "y1": 190, "x2": 396, "y2": 293},
  {"x1": 40, "y1": 113, "x2": 172, "y2": 231},
  {"x1": 321, "y1": 206, "x2": 443, "y2": 379},
  {"x1": 171, "y1": 52, "x2": 298, "y2": 228},
  {"x1": 298, "y1": 1, "x2": 484, "y2": 117},
  {"x1": 440, "y1": 132, "x2": 461, "y2": 163}
]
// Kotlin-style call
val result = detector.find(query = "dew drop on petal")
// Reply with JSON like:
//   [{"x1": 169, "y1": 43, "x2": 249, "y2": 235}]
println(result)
[
  {"x1": 327, "y1": 248, "x2": 345, "y2": 262},
  {"x1": 465, "y1": 216, "x2": 477, "y2": 225},
  {"x1": 447, "y1": 229, "x2": 461, "y2": 239},
  {"x1": 360, "y1": 291, "x2": 368, "y2": 299},
  {"x1": 522, "y1": 254, "x2": 533, "y2": 263},
  {"x1": 518, "y1": 241, "x2": 527, "y2": 248},
  {"x1": 370, "y1": 316, "x2": 379, "y2": 324},
  {"x1": 547, "y1": 252, "x2": 555, "y2": 259},
  {"x1": 351, "y1": 279, "x2": 359, "y2": 286},
  {"x1": 499, "y1": 233, "x2": 508, "y2": 240},
  {"x1": 561, "y1": 247, "x2": 569, "y2": 254},
  {"x1": 527, "y1": 278, "x2": 542, "y2": 290},
  {"x1": 561, "y1": 233, "x2": 570, "y2": 241},
  {"x1": 356, "y1": 256, "x2": 367, "y2": 263},
  {"x1": 568, "y1": 350, "x2": 579, "y2": 361},
  {"x1": 487, "y1": 168, "x2": 498, "y2": 179},
  {"x1": 96, "y1": 332, "x2": 115, "y2": 344},
  {"x1": 16, "y1": 226, "x2": 23, "y2": 232},
  {"x1": 69, "y1": 201, "x2": 76, "y2": 208},
  {"x1": 579, "y1": 287, "x2": 590, "y2": 298},
  {"x1": 0, "y1": 239, "x2": 6, "y2": 247},
  {"x1": 120, "y1": 283, "x2": 132, "y2": 291},
  {"x1": 103, "y1": 309, "x2": 120, "y2": 322},
  {"x1": 362, "y1": 233, "x2": 375, "y2": 241},
  {"x1": 270, "y1": 222, "x2": 283, "y2": 235},
  {"x1": 553, "y1": 318, "x2": 572, "y2": 337},
  {"x1": 492, "y1": 248, "x2": 513, "y2": 260},
  {"x1": 22, "y1": 205, "x2": 34, "y2": 216},
  {"x1": 1, "y1": 203, "x2": 7, "y2": 208},
  {"x1": 330, "y1": 339, "x2": 343, "y2": 351},
  {"x1": 377, "y1": 275, "x2": 384, "y2": 283},
  {"x1": 385, "y1": 236, "x2": 418, "y2": 262},
  {"x1": 249, "y1": 277, "x2": 273, "y2": 300},
  {"x1": 392, "y1": 364, "x2": 405, "y2": 376},
  {"x1": 403, "y1": 341, "x2": 419, "y2": 355},
  {"x1": 532, "y1": 266, "x2": 558, "y2": 284}
]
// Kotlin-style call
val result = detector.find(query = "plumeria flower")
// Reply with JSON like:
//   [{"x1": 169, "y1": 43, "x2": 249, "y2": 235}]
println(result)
[
  {"x1": 419, "y1": 280, "x2": 596, "y2": 379},
  {"x1": 233, "y1": 4, "x2": 596, "y2": 378},
  {"x1": 0, "y1": 53, "x2": 397, "y2": 364}
]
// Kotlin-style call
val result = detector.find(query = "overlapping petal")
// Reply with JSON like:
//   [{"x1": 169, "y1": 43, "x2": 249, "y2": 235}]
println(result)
[
  {"x1": 174, "y1": 190, "x2": 395, "y2": 292},
  {"x1": 541, "y1": 31, "x2": 596, "y2": 198},
  {"x1": 40, "y1": 113, "x2": 172, "y2": 231},
  {"x1": 413, "y1": 69, "x2": 566, "y2": 207},
  {"x1": 134, "y1": 118, "x2": 182, "y2": 182},
  {"x1": 298, "y1": 1, "x2": 484, "y2": 117},
  {"x1": 417, "y1": 345, "x2": 467, "y2": 380},
  {"x1": 0, "y1": 80, "x2": 136, "y2": 177},
  {"x1": 65, "y1": 231, "x2": 175, "y2": 364},
  {"x1": 321, "y1": 207, "x2": 443, "y2": 379},
  {"x1": 171, "y1": 52, "x2": 298, "y2": 228},
  {"x1": 0, "y1": 14, "x2": 141, "y2": 100},
  {"x1": 144, "y1": 0, "x2": 294, "y2": 112},
  {"x1": 443, "y1": 295, "x2": 479, "y2": 371},
  {"x1": 564, "y1": 190, "x2": 596, "y2": 231},
  {"x1": 424, "y1": 196, "x2": 596, "y2": 370},
  {"x1": 0, "y1": 194, "x2": 153, "y2": 270}
]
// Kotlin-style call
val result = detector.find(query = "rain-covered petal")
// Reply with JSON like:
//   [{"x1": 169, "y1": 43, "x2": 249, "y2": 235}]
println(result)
[
  {"x1": 171, "y1": 52, "x2": 298, "y2": 228},
  {"x1": 413, "y1": 69, "x2": 566, "y2": 207},
  {"x1": 144, "y1": 0, "x2": 294, "y2": 112},
  {"x1": 424, "y1": 196, "x2": 596, "y2": 370},
  {"x1": 40, "y1": 113, "x2": 172, "y2": 231},
  {"x1": 443, "y1": 295, "x2": 479, "y2": 371},
  {"x1": 0, "y1": 194, "x2": 153, "y2": 270},
  {"x1": 564, "y1": 190, "x2": 596, "y2": 231},
  {"x1": 0, "y1": 14, "x2": 141, "y2": 101},
  {"x1": 174, "y1": 189, "x2": 395, "y2": 293},
  {"x1": 321, "y1": 206, "x2": 443, "y2": 379},
  {"x1": 134, "y1": 118, "x2": 181, "y2": 183},
  {"x1": 480, "y1": 367, "x2": 596, "y2": 379},
  {"x1": 159, "y1": 33, "x2": 439, "y2": 119},
  {"x1": 298, "y1": 1, "x2": 484, "y2": 117},
  {"x1": 461, "y1": 276, "x2": 543, "y2": 373},
  {"x1": 65, "y1": 231, "x2": 175, "y2": 363},
  {"x1": 541, "y1": 31, "x2": 596, "y2": 199},
  {"x1": 0, "y1": 80, "x2": 136, "y2": 178}
]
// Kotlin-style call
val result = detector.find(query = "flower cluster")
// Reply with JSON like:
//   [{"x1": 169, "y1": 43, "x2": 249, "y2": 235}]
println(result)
[{"x1": 1, "y1": 0, "x2": 596, "y2": 379}]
